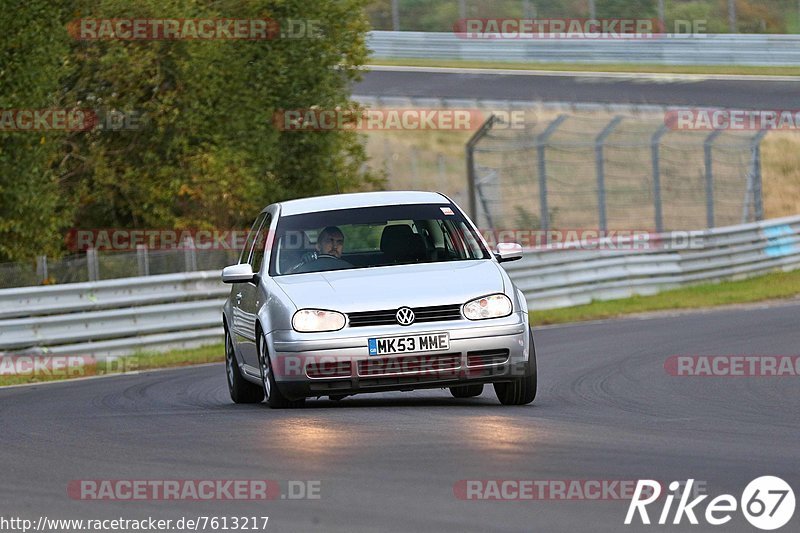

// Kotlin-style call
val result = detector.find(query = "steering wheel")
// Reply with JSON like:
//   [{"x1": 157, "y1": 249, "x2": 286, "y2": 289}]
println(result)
[{"x1": 293, "y1": 254, "x2": 353, "y2": 273}]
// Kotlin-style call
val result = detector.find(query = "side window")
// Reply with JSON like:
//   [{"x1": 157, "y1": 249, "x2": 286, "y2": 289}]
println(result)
[
  {"x1": 249, "y1": 214, "x2": 272, "y2": 273},
  {"x1": 239, "y1": 213, "x2": 266, "y2": 264}
]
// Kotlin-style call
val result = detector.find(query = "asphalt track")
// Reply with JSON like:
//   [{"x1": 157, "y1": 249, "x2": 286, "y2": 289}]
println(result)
[
  {"x1": 1, "y1": 303, "x2": 798, "y2": 533},
  {"x1": 355, "y1": 67, "x2": 800, "y2": 109}
]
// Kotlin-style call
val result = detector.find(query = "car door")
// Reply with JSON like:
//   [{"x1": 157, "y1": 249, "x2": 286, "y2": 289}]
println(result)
[
  {"x1": 231, "y1": 212, "x2": 266, "y2": 369},
  {"x1": 237, "y1": 213, "x2": 272, "y2": 369}
]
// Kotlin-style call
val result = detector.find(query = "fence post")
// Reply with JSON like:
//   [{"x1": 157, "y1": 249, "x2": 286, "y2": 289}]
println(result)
[
  {"x1": 183, "y1": 237, "x2": 197, "y2": 272},
  {"x1": 86, "y1": 248, "x2": 99, "y2": 281},
  {"x1": 595, "y1": 116, "x2": 624, "y2": 233},
  {"x1": 437, "y1": 153, "x2": 447, "y2": 191},
  {"x1": 752, "y1": 129, "x2": 768, "y2": 221},
  {"x1": 651, "y1": 123, "x2": 670, "y2": 233},
  {"x1": 384, "y1": 138, "x2": 393, "y2": 181},
  {"x1": 466, "y1": 114, "x2": 499, "y2": 221},
  {"x1": 536, "y1": 114, "x2": 567, "y2": 232},
  {"x1": 36, "y1": 255, "x2": 48, "y2": 284},
  {"x1": 704, "y1": 129, "x2": 723, "y2": 228},
  {"x1": 410, "y1": 146, "x2": 419, "y2": 189},
  {"x1": 137, "y1": 245, "x2": 150, "y2": 276}
]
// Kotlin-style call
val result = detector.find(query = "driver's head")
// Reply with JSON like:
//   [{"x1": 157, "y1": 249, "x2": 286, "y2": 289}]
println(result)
[{"x1": 316, "y1": 226, "x2": 344, "y2": 258}]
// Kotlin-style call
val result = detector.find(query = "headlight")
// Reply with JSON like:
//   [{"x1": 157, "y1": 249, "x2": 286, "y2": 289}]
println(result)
[
  {"x1": 463, "y1": 294, "x2": 512, "y2": 320},
  {"x1": 292, "y1": 309, "x2": 346, "y2": 332}
]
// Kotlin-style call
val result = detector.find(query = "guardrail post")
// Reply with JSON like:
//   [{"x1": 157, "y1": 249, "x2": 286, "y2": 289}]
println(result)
[
  {"x1": 704, "y1": 130, "x2": 724, "y2": 228},
  {"x1": 536, "y1": 114, "x2": 567, "y2": 232},
  {"x1": 137, "y1": 245, "x2": 150, "y2": 276},
  {"x1": 36, "y1": 255, "x2": 48, "y2": 284},
  {"x1": 651, "y1": 123, "x2": 669, "y2": 233},
  {"x1": 596, "y1": 116, "x2": 624, "y2": 233},
  {"x1": 86, "y1": 248, "x2": 99, "y2": 281},
  {"x1": 466, "y1": 114, "x2": 499, "y2": 221},
  {"x1": 752, "y1": 129, "x2": 768, "y2": 221}
]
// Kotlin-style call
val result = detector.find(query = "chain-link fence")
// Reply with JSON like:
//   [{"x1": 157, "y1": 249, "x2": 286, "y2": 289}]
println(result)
[
  {"x1": 468, "y1": 113, "x2": 766, "y2": 234},
  {"x1": 0, "y1": 247, "x2": 239, "y2": 289}
]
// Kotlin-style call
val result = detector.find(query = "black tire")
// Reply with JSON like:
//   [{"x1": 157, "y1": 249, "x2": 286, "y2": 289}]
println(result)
[
  {"x1": 225, "y1": 328, "x2": 264, "y2": 404},
  {"x1": 494, "y1": 328, "x2": 537, "y2": 406},
  {"x1": 449, "y1": 384, "x2": 484, "y2": 398},
  {"x1": 258, "y1": 333, "x2": 305, "y2": 409}
]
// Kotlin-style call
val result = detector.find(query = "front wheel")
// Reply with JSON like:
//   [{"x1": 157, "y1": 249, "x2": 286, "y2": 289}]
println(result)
[
  {"x1": 225, "y1": 328, "x2": 264, "y2": 404},
  {"x1": 258, "y1": 334, "x2": 305, "y2": 409},
  {"x1": 494, "y1": 328, "x2": 537, "y2": 406}
]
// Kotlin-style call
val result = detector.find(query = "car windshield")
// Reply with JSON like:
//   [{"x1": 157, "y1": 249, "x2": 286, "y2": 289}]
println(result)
[{"x1": 269, "y1": 203, "x2": 490, "y2": 276}]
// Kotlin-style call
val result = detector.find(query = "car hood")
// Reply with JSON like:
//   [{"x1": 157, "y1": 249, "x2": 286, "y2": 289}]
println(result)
[{"x1": 273, "y1": 260, "x2": 505, "y2": 313}]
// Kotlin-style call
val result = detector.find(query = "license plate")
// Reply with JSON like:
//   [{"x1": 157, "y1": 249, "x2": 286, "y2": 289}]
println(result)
[{"x1": 368, "y1": 333, "x2": 450, "y2": 356}]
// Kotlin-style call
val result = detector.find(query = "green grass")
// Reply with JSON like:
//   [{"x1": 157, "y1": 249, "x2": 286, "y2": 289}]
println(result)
[
  {"x1": 531, "y1": 269, "x2": 800, "y2": 325},
  {"x1": 369, "y1": 58, "x2": 800, "y2": 77},
  {"x1": 0, "y1": 344, "x2": 223, "y2": 387}
]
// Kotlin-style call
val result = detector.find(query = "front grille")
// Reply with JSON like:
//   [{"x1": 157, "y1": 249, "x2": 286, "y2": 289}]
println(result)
[
  {"x1": 467, "y1": 349, "x2": 510, "y2": 367},
  {"x1": 358, "y1": 353, "x2": 461, "y2": 376},
  {"x1": 306, "y1": 360, "x2": 352, "y2": 379},
  {"x1": 348, "y1": 304, "x2": 462, "y2": 327}
]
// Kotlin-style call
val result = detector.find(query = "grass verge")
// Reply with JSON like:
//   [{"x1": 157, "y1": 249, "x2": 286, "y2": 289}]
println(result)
[
  {"x1": 0, "y1": 344, "x2": 223, "y2": 387},
  {"x1": 369, "y1": 58, "x2": 800, "y2": 77},
  {"x1": 530, "y1": 269, "x2": 800, "y2": 326}
]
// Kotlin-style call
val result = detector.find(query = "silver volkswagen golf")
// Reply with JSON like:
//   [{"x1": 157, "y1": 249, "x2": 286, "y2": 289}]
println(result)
[{"x1": 221, "y1": 191, "x2": 536, "y2": 408}]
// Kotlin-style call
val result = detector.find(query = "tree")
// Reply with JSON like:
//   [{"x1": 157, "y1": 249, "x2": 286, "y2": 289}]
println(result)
[
  {"x1": 58, "y1": 0, "x2": 381, "y2": 238},
  {"x1": 0, "y1": 0, "x2": 73, "y2": 261}
]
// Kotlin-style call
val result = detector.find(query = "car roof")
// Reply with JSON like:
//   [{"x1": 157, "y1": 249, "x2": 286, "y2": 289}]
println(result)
[{"x1": 276, "y1": 191, "x2": 451, "y2": 216}]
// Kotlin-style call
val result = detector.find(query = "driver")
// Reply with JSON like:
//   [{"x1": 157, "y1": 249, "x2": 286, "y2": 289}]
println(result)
[{"x1": 290, "y1": 226, "x2": 344, "y2": 272}]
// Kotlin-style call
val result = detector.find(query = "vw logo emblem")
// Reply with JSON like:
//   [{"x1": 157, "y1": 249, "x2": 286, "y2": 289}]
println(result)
[{"x1": 396, "y1": 307, "x2": 415, "y2": 326}]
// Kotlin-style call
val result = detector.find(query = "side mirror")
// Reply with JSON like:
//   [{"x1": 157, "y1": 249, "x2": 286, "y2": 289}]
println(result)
[
  {"x1": 222, "y1": 263, "x2": 255, "y2": 283},
  {"x1": 494, "y1": 242, "x2": 523, "y2": 263}
]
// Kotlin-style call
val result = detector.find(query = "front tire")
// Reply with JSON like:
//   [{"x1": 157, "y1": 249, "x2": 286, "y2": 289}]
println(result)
[
  {"x1": 494, "y1": 328, "x2": 537, "y2": 406},
  {"x1": 258, "y1": 333, "x2": 305, "y2": 409},
  {"x1": 450, "y1": 384, "x2": 484, "y2": 398},
  {"x1": 225, "y1": 328, "x2": 264, "y2": 404}
]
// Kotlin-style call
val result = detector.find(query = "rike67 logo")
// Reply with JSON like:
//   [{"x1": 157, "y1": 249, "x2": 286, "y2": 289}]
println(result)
[{"x1": 626, "y1": 477, "x2": 795, "y2": 530}]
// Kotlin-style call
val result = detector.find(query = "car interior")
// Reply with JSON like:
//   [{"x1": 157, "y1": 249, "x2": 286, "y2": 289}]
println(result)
[{"x1": 275, "y1": 218, "x2": 477, "y2": 275}]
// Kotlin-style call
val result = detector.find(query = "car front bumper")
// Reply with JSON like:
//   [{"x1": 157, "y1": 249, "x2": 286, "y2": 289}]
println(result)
[{"x1": 266, "y1": 313, "x2": 532, "y2": 399}]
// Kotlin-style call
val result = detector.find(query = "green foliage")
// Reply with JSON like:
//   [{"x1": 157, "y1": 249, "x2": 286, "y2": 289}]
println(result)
[
  {"x1": 0, "y1": 0, "x2": 73, "y2": 261},
  {"x1": 1, "y1": 0, "x2": 382, "y2": 262}
]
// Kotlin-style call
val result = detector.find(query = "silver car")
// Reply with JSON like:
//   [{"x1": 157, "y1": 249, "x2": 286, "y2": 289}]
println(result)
[{"x1": 221, "y1": 191, "x2": 536, "y2": 408}]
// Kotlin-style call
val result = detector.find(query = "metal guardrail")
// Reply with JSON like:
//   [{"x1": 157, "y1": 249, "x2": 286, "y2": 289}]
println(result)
[
  {"x1": 0, "y1": 272, "x2": 227, "y2": 356},
  {"x1": 367, "y1": 31, "x2": 800, "y2": 66},
  {"x1": 1, "y1": 217, "x2": 798, "y2": 356},
  {"x1": 506, "y1": 215, "x2": 800, "y2": 310}
]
